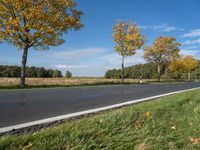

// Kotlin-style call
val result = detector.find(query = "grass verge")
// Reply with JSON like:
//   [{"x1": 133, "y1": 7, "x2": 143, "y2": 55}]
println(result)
[{"x1": 1, "y1": 90, "x2": 200, "y2": 149}]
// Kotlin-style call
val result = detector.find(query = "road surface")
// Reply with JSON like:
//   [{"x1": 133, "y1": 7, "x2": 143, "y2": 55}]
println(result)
[{"x1": 0, "y1": 82, "x2": 200, "y2": 128}]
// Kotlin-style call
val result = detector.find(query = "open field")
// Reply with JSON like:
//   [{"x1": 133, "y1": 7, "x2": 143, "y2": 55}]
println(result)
[
  {"x1": 0, "y1": 77, "x2": 157, "y2": 88},
  {"x1": 1, "y1": 90, "x2": 200, "y2": 149}
]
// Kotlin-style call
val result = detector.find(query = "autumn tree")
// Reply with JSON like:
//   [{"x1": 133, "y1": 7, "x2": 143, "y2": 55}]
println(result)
[
  {"x1": 183, "y1": 55, "x2": 198, "y2": 81},
  {"x1": 112, "y1": 20, "x2": 145, "y2": 83},
  {"x1": 144, "y1": 36, "x2": 180, "y2": 82},
  {"x1": 0, "y1": 0, "x2": 83, "y2": 87},
  {"x1": 169, "y1": 57, "x2": 185, "y2": 79}
]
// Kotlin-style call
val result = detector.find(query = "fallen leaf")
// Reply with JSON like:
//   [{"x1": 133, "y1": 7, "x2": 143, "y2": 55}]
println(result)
[
  {"x1": 135, "y1": 120, "x2": 143, "y2": 129},
  {"x1": 171, "y1": 126, "x2": 176, "y2": 130},
  {"x1": 22, "y1": 142, "x2": 33, "y2": 150},
  {"x1": 136, "y1": 143, "x2": 152, "y2": 150},
  {"x1": 99, "y1": 119, "x2": 103, "y2": 123},
  {"x1": 145, "y1": 111, "x2": 152, "y2": 117},
  {"x1": 191, "y1": 138, "x2": 200, "y2": 144},
  {"x1": 189, "y1": 122, "x2": 193, "y2": 126}
]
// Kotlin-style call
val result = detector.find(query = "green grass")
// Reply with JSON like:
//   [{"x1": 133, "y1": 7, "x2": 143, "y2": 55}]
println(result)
[{"x1": 1, "y1": 90, "x2": 200, "y2": 149}]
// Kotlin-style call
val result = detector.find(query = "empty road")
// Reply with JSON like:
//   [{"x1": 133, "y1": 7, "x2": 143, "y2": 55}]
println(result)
[{"x1": 0, "y1": 82, "x2": 200, "y2": 128}]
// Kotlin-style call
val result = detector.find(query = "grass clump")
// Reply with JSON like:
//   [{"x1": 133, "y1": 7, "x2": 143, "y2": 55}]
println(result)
[{"x1": 1, "y1": 90, "x2": 200, "y2": 149}]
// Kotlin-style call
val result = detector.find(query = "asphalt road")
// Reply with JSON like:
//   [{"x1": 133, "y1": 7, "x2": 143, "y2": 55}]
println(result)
[{"x1": 0, "y1": 82, "x2": 200, "y2": 128}]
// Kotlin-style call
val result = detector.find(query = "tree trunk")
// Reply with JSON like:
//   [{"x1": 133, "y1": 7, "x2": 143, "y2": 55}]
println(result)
[
  {"x1": 121, "y1": 55, "x2": 125, "y2": 84},
  {"x1": 157, "y1": 64, "x2": 161, "y2": 82},
  {"x1": 188, "y1": 71, "x2": 191, "y2": 81},
  {"x1": 20, "y1": 46, "x2": 29, "y2": 88}
]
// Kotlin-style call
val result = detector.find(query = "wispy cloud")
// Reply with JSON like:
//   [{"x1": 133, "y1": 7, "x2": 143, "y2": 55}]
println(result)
[
  {"x1": 140, "y1": 24, "x2": 184, "y2": 32},
  {"x1": 180, "y1": 49, "x2": 200, "y2": 59},
  {"x1": 182, "y1": 29, "x2": 200, "y2": 37},
  {"x1": 0, "y1": 61, "x2": 19, "y2": 66},
  {"x1": 53, "y1": 49, "x2": 146, "y2": 76},
  {"x1": 184, "y1": 45, "x2": 200, "y2": 50},
  {"x1": 55, "y1": 64, "x2": 112, "y2": 69},
  {"x1": 49, "y1": 47, "x2": 107, "y2": 59},
  {"x1": 99, "y1": 49, "x2": 145, "y2": 68},
  {"x1": 182, "y1": 38, "x2": 200, "y2": 45}
]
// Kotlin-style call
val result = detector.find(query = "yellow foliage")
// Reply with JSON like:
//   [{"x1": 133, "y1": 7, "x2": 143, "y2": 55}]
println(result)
[
  {"x1": 112, "y1": 20, "x2": 145, "y2": 56},
  {"x1": 169, "y1": 58, "x2": 185, "y2": 78},
  {"x1": 169, "y1": 55, "x2": 198, "y2": 80},
  {"x1": 144, "y1": 36, "x2": 180, "y2": 81},
  {"x1": 0, "y1": 0, "x2": 83, "y2": 50},
  {"x1": 144, "y1": 36, "x2": 180, "y2": 64},
  {"x1": 183, "y1": 55, "x2": 198, "y2": 72}
]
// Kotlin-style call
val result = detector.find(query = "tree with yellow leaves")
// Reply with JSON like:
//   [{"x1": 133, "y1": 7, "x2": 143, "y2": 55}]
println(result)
[
  {"x1": 169, "y1": 57, "x2": 185, "y2": 79},
  {"x1": 183, "y1": 55, "x2": 198, "y2": 81},
  {"x1": 0, "y1": 0, "x2": 83, "y2": 87},
  {"x1": 112, "y1": 20, "x2": 145, "y2": 83},
  {"x1": 144, "y1": 36, "x2": 180, "y2": 82}
]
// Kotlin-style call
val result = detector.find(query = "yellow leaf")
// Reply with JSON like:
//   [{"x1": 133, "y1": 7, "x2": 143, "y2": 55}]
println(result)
[
  {"x1": 145, "y1": 111, "x2": 152, "y2": 117},
  {"x1": 171, "y1": 126, "x2": 176, "y2": 130},
  {"x1": 22, "y1": 142, "x2": 33, "y2": 150},
  {"x1": 99, "y1": 119, "x2": 103, "y2": 123},
  {"x1": 191, "y1": 138, "x2": 200, "y2": 144}
]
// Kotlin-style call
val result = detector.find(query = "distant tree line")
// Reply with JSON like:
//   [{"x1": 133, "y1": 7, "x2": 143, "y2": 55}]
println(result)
[
  {"x1": 105, "y1": 63, "x2": 159, "y2": 79},
  {"x1": 0, "y1": 65, "x2": 64, "y2": 78},
  {"x1": 105, "y1": 61, "x2": 200, "y2": 80}
]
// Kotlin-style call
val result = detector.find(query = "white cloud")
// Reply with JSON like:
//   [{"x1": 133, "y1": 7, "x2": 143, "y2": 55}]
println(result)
[
  {"x1": 49, "y1": 47, "x2": 107, "y2": 59},
  {"x1": 0, "y1": 61, "x2": 19, "y2": 65},
  {"x1": 53, "y1": 49, "x2": 146, "y2": 76},
  {"x1": 182, "y1": 29, "x2": 200, "y2": 37},
  {"x1": 180, "y1": 49, "x2": 200, "y2": 59},
  {"x1": 55, "y1": 64, "x2": 111, "y2": 69},
  {"x1": 182, "y1": 38, "x2": 200, "y2": 45},
  {"x1": 99, "y1": 49, "x2": 145, "y2": 68},
  {"x1": 140, "y1": 24, "x2": 184, "y2": 32}
]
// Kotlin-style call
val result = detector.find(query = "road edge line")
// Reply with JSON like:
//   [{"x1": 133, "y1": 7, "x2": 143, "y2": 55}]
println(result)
[{"x1": 0, "y1": 87, "x2": 200, "y2": 134}]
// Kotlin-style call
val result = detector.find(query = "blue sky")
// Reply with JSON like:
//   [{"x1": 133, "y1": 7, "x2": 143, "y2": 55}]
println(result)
[{"x1": 1, "y1": 0, "x2": 200, "y2": 76}]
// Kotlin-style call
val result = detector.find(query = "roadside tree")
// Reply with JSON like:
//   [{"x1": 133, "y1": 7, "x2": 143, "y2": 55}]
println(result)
[
  {"x1": 144, "y1": 36, "x2": 180, "y2": 82},
  {"x1": 0, "y1": 0, "x2": 83, "y2": 87},
  {"x1": 169, "y1": 58, "x2": 185, "y2": 79},
  {"x1": 183, "y1": 55, "x2": 198, "y2": 81},
  {"x1": 112, "y1": 20, "x2": 145, "y2": 83}
]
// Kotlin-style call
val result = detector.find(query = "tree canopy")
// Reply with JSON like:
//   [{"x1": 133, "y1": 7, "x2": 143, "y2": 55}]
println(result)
[
  {"x1": 65, "y1": 70, "x2": 72, "y2": 78},
  {"x1": 144, "y1": 36, "x2": 180, "y2": 81},
  {"x1": 112, "y1": 20, "x2": 145, "y2": 83},
  {"x1": 0, "y1": 65, "x2": 62, "y2": 78},
  {"x1": 0, "y1": 0, "x2": 83, "y2": 50},
  {"x1": 0, "y1": 0, "x2": 83, "y2": 87}
]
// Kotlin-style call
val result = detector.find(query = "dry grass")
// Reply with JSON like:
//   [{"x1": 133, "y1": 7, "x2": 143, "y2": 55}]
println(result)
[{"x1": 0, "y1": 77, "x2": 154, "y2": 87}]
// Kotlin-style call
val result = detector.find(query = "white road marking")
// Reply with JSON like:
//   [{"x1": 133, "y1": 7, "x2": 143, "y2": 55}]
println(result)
[{"x1": 0, "y1": 87, "x2": 200, "y2": 134}]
